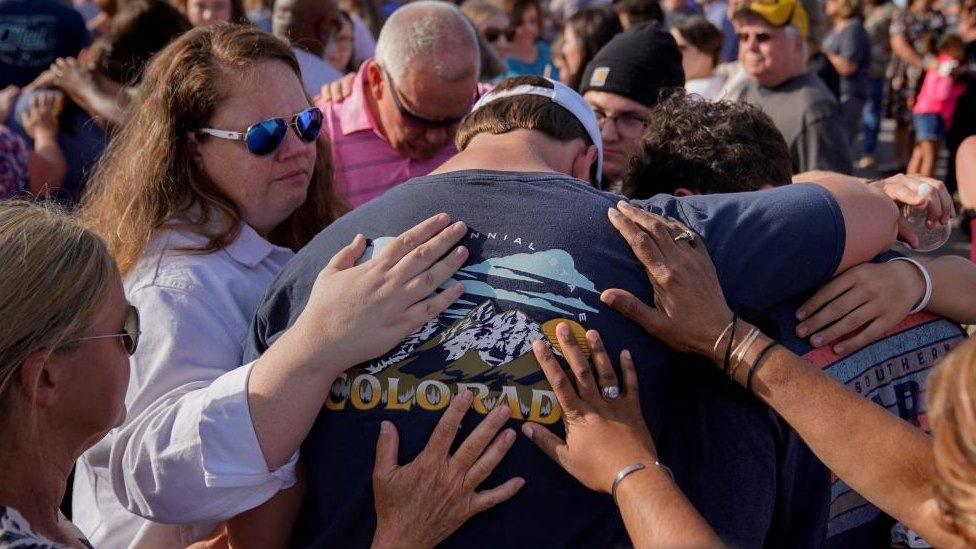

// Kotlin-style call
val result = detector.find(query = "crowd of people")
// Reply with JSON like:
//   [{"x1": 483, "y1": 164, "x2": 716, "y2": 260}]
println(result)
[{"x1": 1, "y1": 0, "x2": 976, "y2": 547}]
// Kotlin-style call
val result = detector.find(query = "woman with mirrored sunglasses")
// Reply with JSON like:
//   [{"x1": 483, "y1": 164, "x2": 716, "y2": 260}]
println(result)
[
  {"x1": 0, "y1": 201, "x2": 131, "y2": 547},
  {"x1": 74, "y1": 24, "x2": 518, "y2": 548}
]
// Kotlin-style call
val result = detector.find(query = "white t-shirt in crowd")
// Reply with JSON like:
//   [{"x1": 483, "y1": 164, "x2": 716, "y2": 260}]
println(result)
[
  {"x1": 686, "y1": 74, "x2": 726, "y2": 101},
  {"x1": 293, "y1": 46, "x2": 343, "y2": 97}
]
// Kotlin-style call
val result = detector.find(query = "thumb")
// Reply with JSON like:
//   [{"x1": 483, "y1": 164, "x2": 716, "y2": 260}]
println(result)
[
  {"x1": 521, "y1": 422, "x2": 567, "y2": 467},
  {"x1": 600, "y1": 289, "x2": 667, "y2": 336},
  {"x1": 373, "y1": 420, "x2": 400, "y2": 479},
  {"x1": 324, "y1": 233, "x2": 367, "y2": 275}
]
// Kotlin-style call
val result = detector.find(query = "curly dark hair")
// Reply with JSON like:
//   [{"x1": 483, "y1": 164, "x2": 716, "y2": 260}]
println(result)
[{"x1": 621, "y1": 93, "x2": 792, "y2": 199}]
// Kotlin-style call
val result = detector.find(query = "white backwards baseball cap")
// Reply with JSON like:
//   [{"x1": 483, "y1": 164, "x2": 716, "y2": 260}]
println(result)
[{"x1": 470, "y1": 79, "x2": 605, "y2": 188}]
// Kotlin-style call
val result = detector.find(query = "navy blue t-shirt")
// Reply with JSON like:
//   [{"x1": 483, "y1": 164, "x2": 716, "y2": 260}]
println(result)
[
  {"x1": 0, "y1": 0, "x2": 91, "y2": 88},
  {"x1": 244, "y1": 170, "x2": 846, "y2": 548}
]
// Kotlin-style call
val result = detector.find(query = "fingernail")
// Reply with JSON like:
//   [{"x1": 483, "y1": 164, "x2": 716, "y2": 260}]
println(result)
[
  {"x1": 608, "y1": 207, "x2": 620, "y2": 217},
  {"x1": 453, "y1": 221, "x2": 466, "y2": 231},
  {"x1": 493, "y1": 404, "x2": 511, "y2": 418},
  {"x1": 521, "y1": 423, "x2": 534, "y2": 437},
  {"x1": 454, "y1": 246, "x2": 467, "y2": 257},
  {"x1": 617, "y1": 200, "x2": 631, "y2": 210},
  {"x1": 796, "y1": 326, "x2": 807, "y2": 337},
  {"x1": 600, "y1": 292, "x2": 614, "y2": 305},
  {"x1": 621, "y1": 349, "x2": 632, "y2": 361},
  {"x1": 811, "y1": 335, "x2": 824, "y2": 347},
  {"x1": 557, "y1": 323, "x2": 570, "y2": 336},
  {"x1": 503, "y1": 429, "x2": 516, "y2": 443},
  {"x1": 833, "y1": 345, "x2": 845, "y2": 355},
  {"x1": 796, "y1": 309, "x2": 807, "y2": 320},
  {"x1": 460, "y1": 389, "x2": 474, "y2": 404},
  {"x1": 513, "y1": 477, "x2": 526, "y2": 488},
  {"x1": 380, "y1": 420, "x2": 392, "y2": 433}
]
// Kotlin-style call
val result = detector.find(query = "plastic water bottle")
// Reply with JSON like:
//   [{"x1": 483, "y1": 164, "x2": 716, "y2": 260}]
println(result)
[{"x1": 901, "y1": 182, "x2": 951, "y2": 252}]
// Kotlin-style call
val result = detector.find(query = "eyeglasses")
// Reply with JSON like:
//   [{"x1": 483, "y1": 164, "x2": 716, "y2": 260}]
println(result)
[
  {"x1": 382, "y1": 68, "x2": 478, "y2": 129},
  {"x1": 197, "y1": 107, "x2": 324, "y2": 156},
  {"x1": 483, "y1": 26, "x2": 516, "y2": 43},
  {"x1": 736, "y1": 31, "x2": 774, "y2": 44},
  {"x1": 73, "y1": 305, "x2": 141, "y2": 356},
  {"x1": 593, "y1": 109, "x2": 648, "y2": 137}
]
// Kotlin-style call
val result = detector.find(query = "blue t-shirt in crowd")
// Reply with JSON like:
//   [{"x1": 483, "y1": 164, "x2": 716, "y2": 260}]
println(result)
[
  {"x1": 0, "y1": 0, "x2": 91, "y2": 88},
  {"x1": 506, "y1": 41, "x2": 559, "y2": 80},
  {"x1": 762, "y1": 251, "x2": 966, "y2": 548},
  {"x1": 244, "y1": 170, "x2": 846, "y2": 548},
  {"x1": 823, "y1": 19, "x2": 872, "y2": 100}
]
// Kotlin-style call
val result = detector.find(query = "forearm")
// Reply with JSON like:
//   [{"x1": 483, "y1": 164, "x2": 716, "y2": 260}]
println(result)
[
  {"x1": 891, "y1": 35, "x2": 924, "y2": 68},
  {"x1": 73, "y1": 85, "x2": 126, "y2": 128},
  {"x1": 616, "y1": 467, "x2": 722, "y2": 548},
  {"x1": 730, "y1": 326, "x2": 956, "y2": 546},
  {"x1": 826, "y1": 53, "x2": 857, "y2": 76},
  {"x1": 248, "y1": 316, "x2": 346, "y2": 469},
  {"x1": 923, "y1": 255, "x2": 976, "y2": 323},
  {"x1": 27, "y1": 134, "x2": 66, "y2": 195}
]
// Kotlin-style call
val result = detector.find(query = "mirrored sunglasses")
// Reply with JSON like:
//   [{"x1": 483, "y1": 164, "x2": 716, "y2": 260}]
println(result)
[{"x1": 197, "y1": 107, "x2": 324, "y2": 156}]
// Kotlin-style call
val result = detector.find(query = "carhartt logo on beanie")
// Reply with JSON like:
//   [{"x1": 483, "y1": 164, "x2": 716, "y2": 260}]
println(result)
[{"x1": 579, "y1": 21, "x2": 685, "y2": 108}]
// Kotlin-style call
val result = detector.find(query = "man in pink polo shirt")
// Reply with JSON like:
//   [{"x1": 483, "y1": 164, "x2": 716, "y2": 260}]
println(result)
[{"x1": 317, "y1": 1, "x2": 481, "y2": 207}]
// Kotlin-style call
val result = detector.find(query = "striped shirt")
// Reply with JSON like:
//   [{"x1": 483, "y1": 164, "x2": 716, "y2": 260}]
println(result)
[{"x1": 316, "y1": 61, "x2": 456, "y2": 208}]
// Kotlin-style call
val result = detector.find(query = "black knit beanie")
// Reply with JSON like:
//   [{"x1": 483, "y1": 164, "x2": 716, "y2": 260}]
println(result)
[{"x1": 579, "y1": 21, "x2": 685, "y2": 107}]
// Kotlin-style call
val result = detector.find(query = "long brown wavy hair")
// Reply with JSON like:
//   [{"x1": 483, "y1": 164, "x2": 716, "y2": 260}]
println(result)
[
  {"x1": 79, "y1": 24, "x2": 345, "y2": 275},
  {"x1": 928, "y1": 337, "x2": 976, "y2": 542}
]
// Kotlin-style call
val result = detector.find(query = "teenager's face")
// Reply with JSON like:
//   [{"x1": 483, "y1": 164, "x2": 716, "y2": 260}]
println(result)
[{"x1": 584, "y1": 90, "x2": 651, "y2": 182}]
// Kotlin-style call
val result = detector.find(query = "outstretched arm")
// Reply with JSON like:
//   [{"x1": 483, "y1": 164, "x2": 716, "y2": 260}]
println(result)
[{"x1": 601, "y1": 204, "x2": 965, "y2": 548}]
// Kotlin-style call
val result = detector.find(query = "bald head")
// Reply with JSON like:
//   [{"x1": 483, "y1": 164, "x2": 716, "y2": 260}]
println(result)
[
  {"x1": 273, "y1": 0, "x2": 339, "y2": 56},
  {"x1": 375, "y1": 1, "x2": 480, "y2": 83}
]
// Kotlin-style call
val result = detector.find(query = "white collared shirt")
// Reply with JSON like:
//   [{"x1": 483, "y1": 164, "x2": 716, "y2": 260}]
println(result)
[{"x1": 73, "y1": 223, "x2": 297, "y2": 549}]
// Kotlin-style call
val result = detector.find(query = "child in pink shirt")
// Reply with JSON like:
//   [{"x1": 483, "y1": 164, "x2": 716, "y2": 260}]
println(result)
[{"x1": 909, "y1": 35, "x2": 966, "y2": 178}]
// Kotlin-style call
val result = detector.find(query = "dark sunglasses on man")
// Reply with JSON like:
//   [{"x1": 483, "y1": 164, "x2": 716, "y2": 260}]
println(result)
[
  {"x1": 382, "y1": 67, "x2": 480, "y2": 129},
  {"x1": 74, "y1": 305, "x2": 141, "y2": 356},
  {"x1": 197, "y1": 107, "x2": 324, "y2": 156}
]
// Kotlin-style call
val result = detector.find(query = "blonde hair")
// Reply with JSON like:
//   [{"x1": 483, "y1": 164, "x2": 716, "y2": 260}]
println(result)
[
  {"x1": 0, "y1": 202, "x2": 117, "y2": 412},
  {"x1": 928, "y1": 336, "x2": 976, "y2": 541}
]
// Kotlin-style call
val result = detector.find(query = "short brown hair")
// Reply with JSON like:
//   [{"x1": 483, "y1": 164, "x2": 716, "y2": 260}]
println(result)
[
  {"x1": 80, "y1": 24, "x2": 345, "y2": 275},
  {"x1": 456, "y1": 76, "x2": 593, "y2": 150},
  {"x1": 622, "y1": 93, "x2": 791, "y2": 198}
]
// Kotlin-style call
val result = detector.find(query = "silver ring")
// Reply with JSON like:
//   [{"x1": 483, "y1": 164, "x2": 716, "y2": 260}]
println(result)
[
  {"x1": 673, "y1": 230, "x2": 695, "y2": 244},
  {"x1": 601, "y1": 385, "x2": 621, "y2": 400}
]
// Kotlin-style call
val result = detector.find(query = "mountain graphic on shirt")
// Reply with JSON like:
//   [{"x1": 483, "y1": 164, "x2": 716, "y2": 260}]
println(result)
[{"x1": 366, "y1": 300, "x2": 549, "y2": 383}]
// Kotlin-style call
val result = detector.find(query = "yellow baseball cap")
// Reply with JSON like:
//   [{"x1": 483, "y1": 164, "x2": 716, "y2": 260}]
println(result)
[{"x1": 746, "y1": 0, "x2": 809, "y2": 37}]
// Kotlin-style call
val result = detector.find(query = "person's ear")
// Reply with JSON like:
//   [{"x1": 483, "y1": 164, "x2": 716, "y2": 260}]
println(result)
[
  {"x1": 19, "y1": 349, "x2": 69, "y2": 409},
  {"x1": 572, "y1": 144, "x2": 599, "y2": 183},
  {"x1": 673, "y1": 187, "x2": 700, "y2": 196},
  {"x1": 187, "y1": 134, "x2": 205, "y2": 171},
  {"x1": 366, "y1": 61, "x2": 384, "y2": 100}
]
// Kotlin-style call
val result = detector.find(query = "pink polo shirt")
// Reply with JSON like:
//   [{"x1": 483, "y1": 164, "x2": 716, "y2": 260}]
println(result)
[{"x1": 316, "y1": 61, "x2": 457, "y2": 208}]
